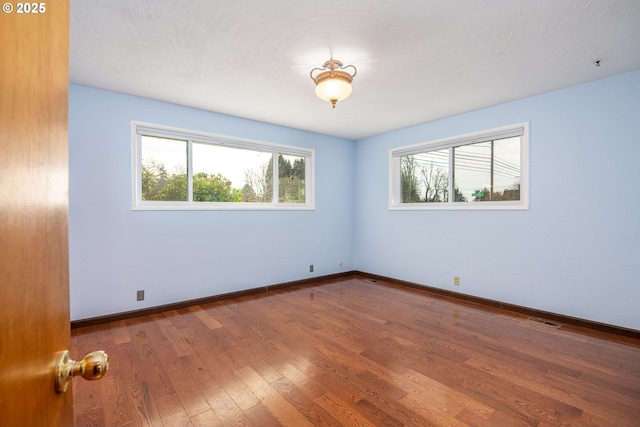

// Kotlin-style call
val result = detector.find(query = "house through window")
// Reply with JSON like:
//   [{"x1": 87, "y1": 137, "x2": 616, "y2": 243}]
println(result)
[{"x1": 389, "y1": 123, "x2": 529, "y2": 210}]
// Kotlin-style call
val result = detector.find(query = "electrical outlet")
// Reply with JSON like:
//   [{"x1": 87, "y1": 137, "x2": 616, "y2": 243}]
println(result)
[
  {"x1": 453, "y1": 276, "x2": 460, "y2": 286},
  {"x1": 309, "y1": 264, "x2": 314, "y2": 273},
  {"x1": 137, "y1": 290, "x2": 145, "y2": 301},
  {"x1": 339, "y1": 261, "x2": 343, "y2": 266}
]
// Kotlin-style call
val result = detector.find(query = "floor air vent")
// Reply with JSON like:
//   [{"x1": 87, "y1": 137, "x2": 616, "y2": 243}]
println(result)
[
  {"x1": 364, "y1": 279, "x2": 379, "y2": 283},
  {"x1": 528, "y1": 317, "x2": 561, "y2": 328}
]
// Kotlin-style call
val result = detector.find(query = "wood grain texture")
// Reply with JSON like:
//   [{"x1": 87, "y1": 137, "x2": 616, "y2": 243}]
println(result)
[
  {"x1": 0, "y1": 2, "x2": 71, "y2": 426},
  {"x1": 72, "y1": 276, "x2": 640, "y2": 426}
]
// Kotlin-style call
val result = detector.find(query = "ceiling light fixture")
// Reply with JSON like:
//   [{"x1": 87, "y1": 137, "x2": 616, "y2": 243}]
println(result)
[{"x1": 310, "y1": 58, "x2": 357, "y2": 108}]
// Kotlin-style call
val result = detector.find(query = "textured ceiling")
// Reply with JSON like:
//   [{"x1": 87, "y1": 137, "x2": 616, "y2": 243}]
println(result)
[{"x1": 70, "y1": 0, "x2": 640, "y2": 140}]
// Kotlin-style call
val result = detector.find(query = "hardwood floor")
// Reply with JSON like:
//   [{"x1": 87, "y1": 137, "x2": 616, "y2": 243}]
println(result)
[{"x1": 72, "y1": 276, "x2": 640, "y2": 426}]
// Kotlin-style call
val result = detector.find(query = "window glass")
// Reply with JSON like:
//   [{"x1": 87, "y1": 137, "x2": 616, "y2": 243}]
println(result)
[
  {"x1": 133, "y1": 122, "x2": 314, "y2": 210},
  {"x1": 278, "y1": 154, "x2": 306, "y2": 203},
  {"x1": 192, "y1": 143, "x2": 272, "y2": 202},
  {"x1": 141, "y1": 136, "x2": 187, "y2": 201},
  {"x1": 401, "y1": 149, "x2": 449, "y2": 203},
  {"x1": 390, "y1": 123, "x2": 528, "y2": 210},
  {"x1": 492, "y1": 137, "x2": 521, "y2": 201},
  {"x1": 453, "y1": 141, "x2": 491, "y2": 202},
  {"x1": 453, "y1": 137, "x2": 520, "y2": 202}
]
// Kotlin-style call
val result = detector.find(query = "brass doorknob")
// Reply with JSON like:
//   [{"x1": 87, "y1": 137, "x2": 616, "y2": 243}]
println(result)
[{"x1": 55, "y1": 350, "x2": 109, "y2": 393}]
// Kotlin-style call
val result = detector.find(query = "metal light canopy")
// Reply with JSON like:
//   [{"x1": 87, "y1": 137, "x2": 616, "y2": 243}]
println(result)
[{"x1": 310, "y1": 58, "x2": 357, "y2": 108}]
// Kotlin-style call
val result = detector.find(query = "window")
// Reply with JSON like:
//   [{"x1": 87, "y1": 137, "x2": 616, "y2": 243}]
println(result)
[
  {"x1": 389, "y1": 123, "x2": 528, "y2": 210},
  {"x1": 132, "y1": 122, "x2": 315, "y2": 210}
]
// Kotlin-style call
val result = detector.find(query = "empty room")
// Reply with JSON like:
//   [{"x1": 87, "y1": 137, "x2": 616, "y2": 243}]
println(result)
[{"x1": 2, "y1": 1, "x2": 640, "y2": 426}]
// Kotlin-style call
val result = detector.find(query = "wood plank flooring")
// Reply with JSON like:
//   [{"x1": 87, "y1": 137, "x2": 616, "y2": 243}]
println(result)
[{"x1": 72, "y1": 276, "x2": 640, "y2": 426}]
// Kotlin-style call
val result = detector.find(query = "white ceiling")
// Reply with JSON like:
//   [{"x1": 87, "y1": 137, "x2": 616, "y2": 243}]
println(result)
[{"x1": 70, "y1": 0, "x2": 640, "y2": 141}]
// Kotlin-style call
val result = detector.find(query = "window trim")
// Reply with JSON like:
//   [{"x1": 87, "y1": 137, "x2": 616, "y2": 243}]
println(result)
[
  {"x1": 131, "y1": 121, "x2": 315, "y2": 210},
  {"x1": 389, "y1": 123, "x2": 529, "y2": 210}
]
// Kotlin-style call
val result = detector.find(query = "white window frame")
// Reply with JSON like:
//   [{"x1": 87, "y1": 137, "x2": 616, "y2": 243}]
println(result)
[
  {"x1": 131, "y1": 121, "x2": 315, "y2": 210},
  {"x1": 389, "y1": 123, "x2": 529, "y2": 210}
]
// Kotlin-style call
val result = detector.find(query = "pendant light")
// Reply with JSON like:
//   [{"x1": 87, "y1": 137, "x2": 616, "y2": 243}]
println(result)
[{"x1": 310, "y1": 58, "x2": 357, "y2": 108}]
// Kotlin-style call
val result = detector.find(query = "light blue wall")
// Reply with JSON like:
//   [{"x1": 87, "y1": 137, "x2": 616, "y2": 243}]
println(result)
[
  {"x1": 69, "y1": 85, "x2": 355, "y2": 321},
  {"x1": 70, "y1": 71, "x2": 640, "y2": 330},
  {"x1": 354, "y1": 70, "x2": 640, "y2": 330}
]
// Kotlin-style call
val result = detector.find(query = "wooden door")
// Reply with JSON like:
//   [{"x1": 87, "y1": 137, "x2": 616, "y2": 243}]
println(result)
[{"x1": 0, "y1": 1, "x2": 73, "y2": 426}]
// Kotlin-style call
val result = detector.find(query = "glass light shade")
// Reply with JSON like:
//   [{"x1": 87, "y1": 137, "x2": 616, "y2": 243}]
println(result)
[{"x1": 314, "y1": 71, "x2": 353, "y2": 107}]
